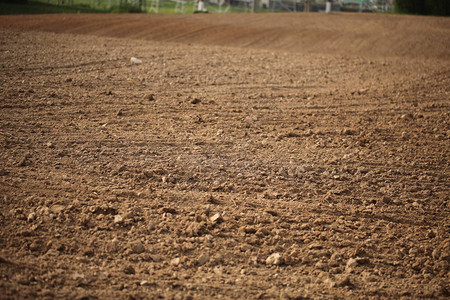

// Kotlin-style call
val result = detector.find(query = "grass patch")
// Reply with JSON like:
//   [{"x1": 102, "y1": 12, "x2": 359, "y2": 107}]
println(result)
[
  {"x1": 0, "y1": 0, "x2": 272, "y2": 15},
  {"x1": 0, "y1": 1, "x2": 110, "y2": 14},
  {"x1": 0, "y1": 0, "x2": 149, "y2": 14}
]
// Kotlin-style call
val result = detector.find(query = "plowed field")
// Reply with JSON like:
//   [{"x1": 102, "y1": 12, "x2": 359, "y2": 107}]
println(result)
[{"x1": 0, "y1": 12, "x2": 449, "y2": 299}]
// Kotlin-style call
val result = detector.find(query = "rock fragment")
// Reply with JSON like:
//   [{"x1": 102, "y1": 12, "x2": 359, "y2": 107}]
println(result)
[
  {"x1": 140, "y1": 280, "x2": 152, "y2": 286},
  {"x1": 130, "y1": 241, "x2": 145, "y2": 254},
  {"x1": 171, "y1": 257, "x2": 181, "y2": 266},
  {"x1": 27, "y1": 212, "x2": 36, "y2": 223},
  {"x1": 130, "y1": 57, "x2": 142, "y2": 64},
  {"x1": 336, "y1": 275, "x2": 352, "y2": 287},
  {"x1": 266, "y1": 253, "x2": 284, "y2": 266},
  {"x1": 198, "y1": 253, "x2": 210, "y2": 265},
  {"x1": 345, "y1": 258, "x2": 358, "y2": 273},
  {"x1": 342, "y1": 128, "x2": 357, "y2": 135},
  {"x1": 209, "y1": 213, "x2": 222, "y2": 224},
  {"x1": 113, "y1": 215, "x2": 124, "y2": 225},
  {"x1": 106, "y1": 238, "x2": 121, "y2": 253}
]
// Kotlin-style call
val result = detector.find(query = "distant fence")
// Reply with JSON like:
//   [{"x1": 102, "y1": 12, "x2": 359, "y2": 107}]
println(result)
[{"x1": 40, "y1": 0, "x2": 394, "y2": 13}]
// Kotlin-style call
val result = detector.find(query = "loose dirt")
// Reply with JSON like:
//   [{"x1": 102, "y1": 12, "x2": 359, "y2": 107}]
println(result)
[{"x1": 0, "y1": 13, "x2": 449, "y2": 299}]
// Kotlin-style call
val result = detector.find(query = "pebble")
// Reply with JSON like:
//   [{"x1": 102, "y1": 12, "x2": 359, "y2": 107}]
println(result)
[
  {"x1": 244, "y1": 115, "x2": 258, "y2": 122},
  {"x1": 50, "y1": 204, "x2": 65, "y2": 214},
  {"x1": 345, "y1": 258, "x2": 358, "y2": 272},
  {"x1": 27, "y1": 212, "x2": 36, "y2": 223},
  {"x1": 130, "y1": 57, "x2": 142, "y2": 64},
  {"x1": 336, "y1": 274, "x2": 352, "y2": 287},
  {"x1": 140, "y1": 280, "x2": 152, "y2": 286},
  {"x1": 213, "y1": 266, "x2": 224, "y2": 275},
  {"x1": 198, "y1": 253, "x2": 210, "y2": 265},
  {"x1": 113, "y1": 215, "x2": 124, "y2": 224},
  {"x1": 130, "y1": 241, "x2": 145, "y2": 254},
  {"x1": 315, "y1": 261, "x2": 327, "y2": 270},
  {"x1": 209, "y1": 213, "x2": 222, "y2": 224},
  {"x1": 301, "y1": 256, "x2": 313, "y2": 264},
  {"x1": 171, "y1": 257, "x2": 181, "y2": 266},
  {"x1": 266, "y1": 253, "x2": 284, "y2": 266},
  {"x1": 401, "y1": 113, "x2": 413, "y2": 120},
  {"x1": 342, "y1": 128, "x2": 357, "y2": 135},
  {"x1": 106, "y1": 238, "x2": 121, "y2": 253},
  {"x1": 72, "y1": 273, "x2": 85, "y2": 280}
]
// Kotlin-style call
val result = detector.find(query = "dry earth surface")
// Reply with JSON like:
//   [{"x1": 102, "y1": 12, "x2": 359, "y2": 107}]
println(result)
[{"x1": 0, "y1": 12, "x2": 449, "y2": 299}]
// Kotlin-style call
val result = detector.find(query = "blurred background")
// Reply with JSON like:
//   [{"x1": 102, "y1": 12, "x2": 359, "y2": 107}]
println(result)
[{"x1": 4, "y1": 0, "x2": 449, "y2": 15}]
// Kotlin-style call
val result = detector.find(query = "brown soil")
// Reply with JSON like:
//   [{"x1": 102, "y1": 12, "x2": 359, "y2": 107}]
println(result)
[{"x1": 1, "y1": 13, "x2": 449, "y2": 299}]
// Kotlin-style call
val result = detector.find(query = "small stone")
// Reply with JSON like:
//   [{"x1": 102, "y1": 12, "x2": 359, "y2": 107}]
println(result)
[
  {"x1": 72, "y1": 273, "x2": 85, "y2": 280},
  {"x1": 149, "y1": 254, "x2": 161, "y2": 262},
  {"x1": 106, "y1": 238, "x2": 121, "y2": 253},
  {"x1": 171, "y1": 257, "x2": 181, "y2": 266},
  {"x1": 249, "y1": 256, "x2": 259, "y2": 265},
  {"x1": 315, "y1": 261, "x2": 327, "y2": 270},
  {"x1": 401, "y1": 113, "x2": 413, "y2": 120},
  {"x1": 130, "y1": 241, "x2": 145, "y2": 254},
  {"x1": 209, "y1": 213, "x2": 222, "y2": 224},
  {"x1": 213, "y1": 266, "x2": 223, "y2": 275},
  {"x1": 266, "y1": 253, "x2": 284, "y2": 266},
  {"x1": 336, "y1": 274, "x2": 352, "y2": 287},
  {"x1": 147, "y1": 94, "x2": 155, "y2": 101},
  {"x1": 140, "y1": 280, "x2": 152, "y2": 286},
  {"x1": 198, "y1": 253, "x2": 210, "y2": 265},
  {"x1": 244, "y1": 115, "x2": 258, "y2": 122},
  {"x1": 345, "y1": 258, "x2": 358, "y2": 272},
  {"x1": 342, "y1": 128, "x2": 357, "y2": 135},
  {"x1": 27, "y1": 212, "x2": 36, "y2": 223},
  {"x1": 50, "y1": 205, "x2": 65, "y2": 214},
  {"x1": 113, "y1": 215, "x2": 124, "y2": 224},
  {"x1": 130, "y1": 57, "x2": 142, "y2": 64}
]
